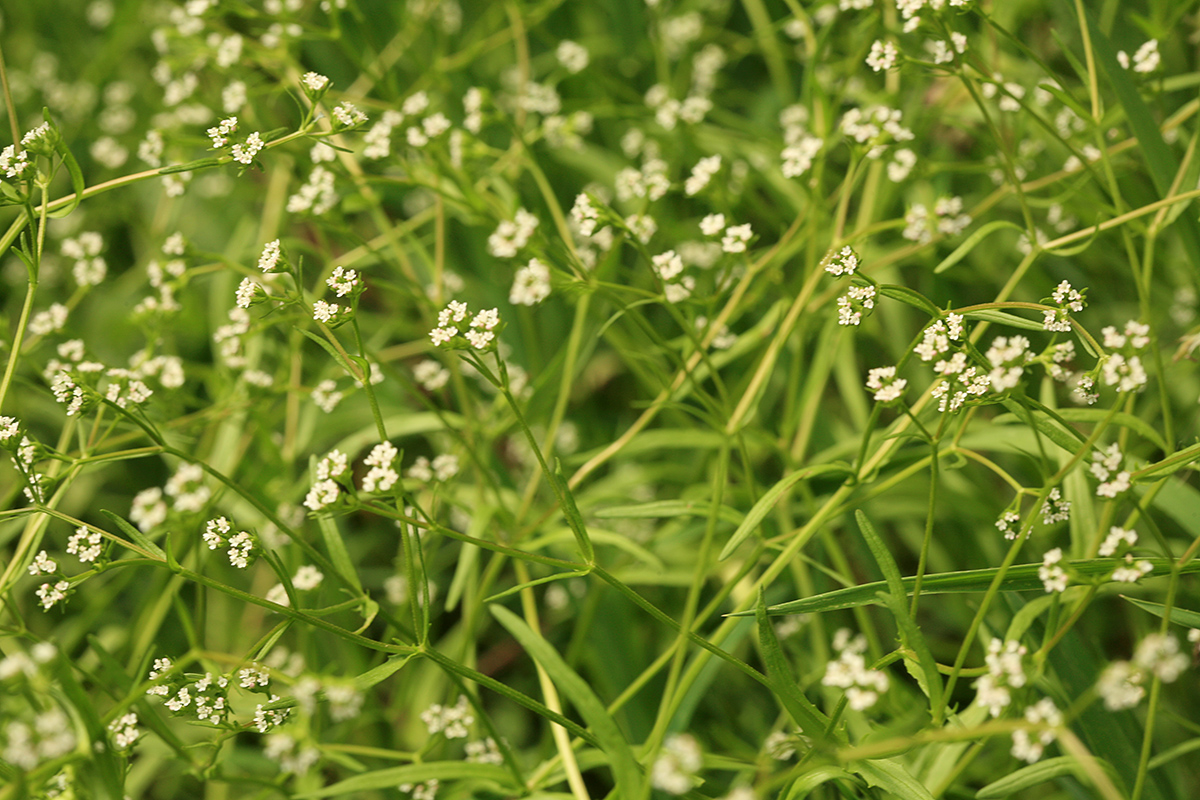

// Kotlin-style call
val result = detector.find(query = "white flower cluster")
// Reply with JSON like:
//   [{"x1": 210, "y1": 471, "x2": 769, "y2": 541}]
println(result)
[
  {"x1": 465, "y1": 737, "x2": 503, "y2": 764},
  {"x1": 408, "y1": 454, "x2": 459, "y2": 482},
  {"x1": 1097, "y1": 633, "x2": 1188, "y2": 712},
  {"x1": 287, "y1": 166, "x2": 338, "y2": 214},
  {"x1": 925, "y1": 32, "x2": 968, "y2": 64},
  {"x1": 903, "y1": 197, "x2": 971, "y2": 243},
  {"x1": 487, "y1": 208, "x2": 539, "y2": 257},
  {"x1": 62, "y1": 231, "x2": 107, "y2": 286},
  {"x1": 35, "y1": 580, "x2": 70, "y2": 611},
  {"x1": 1043, "y1": 279, "x2": 1085, "y2": 332},
  {"x1": 1101, "y1": 320, "x2": 1149, "y2": 393},
  {"x1": 644, "y1": 83, "x2": 712, "y2": 130},
  {"x1": 698, "y1": 214, "x2": 752, "y2": 254},
  {"x1": 67, "y1": 526, "x2": 103, "y2": 562},
  {"x1": 1038, "y1": 548, "x2": 1067, "y2": 593},
  {"x1": 1111, "y1": 554, "x2": 1154, "y2": 583},
  {"x1": 556, "y1": 40, "x2": 589, "y2": 73},
  {"x1": 1117, "y1": 40, "x2": 1160, "y2": 73},
  {"x1": 146, "y1": 665, "x2": 231, "y2": 726},
  {"x1": 1040, "y1": 488, "x2": 1070, "y2": 525},
  {"x1": 420, "y1": 694, "x2": 473, "y2": 738},
  {"x1": 510, "y1": 258, "x2": 551, "y2": 305},
  {"x1": 332, "y1": 101, "x2": 368, "y2": 128},
  {"x1": 361, "y1": 441, "x2": 400, "y2": 493},
  {"x1": 231, "y1": 131, "x2": 264, "y2": 165},
  {"x1": 213, "y1": 307, "x2": 252, "y2": 366},
  {"x1": 108, "y1": 712, "x2": 140, "y2": 750},
  {"x1": 866, "y1": 39, "x2": 898, "y2": 71},
  {"x1": 311, "y1": 377, "x2": 341, "y2": 409},
  {"x1": 2, "y1": 708, "x2": 75, "y2": 769},
  {"x1": 616, "y1": 159, "x2": 670, "y2": 202},
  {"x1": 29, "y1": 550, "x2": 56, "y2": 576},
  {"x1": 304, "y1": 449, "x2": 347, "y2": 511},
  {"x1": 624, "y1": 212, "x2": 658, "y2": 244},
  {"x1": 1090, "y1": 443, "x2": 1131, "y2": 498},
  {"x1": 915, "y1": 315, "x2": 964, "y2": 361},
  {"x1": 824, "y1": 246, "x2": 859, "y2": 277},
  {"x1": 30, "y1": 303, "x2": 69, "y2": 336},
  {"x1": 0, "y1": 144, "x2": 31, "y2": 179},
  {"x1": 974, "y1": 638, "x2": 1027, "y2": 717},
  {"x1": 361, "y1": 110, "x2": 402, "y2": 158},
  {"x1": 651, "y1": 733, "x2": 703, "y2": 795},
  {"x1": 652, "y1": 250, "x2": 694, "y2": 303},
  {"x1": 264, "y1": 733, "x2": 320, "y2": 774},
  {"x1": 995, "y1": 510, "x2": 1020, "y2": 540},
  {"x1": 822, "y1": 628, "x2": 890, "y2": 710},
  {"x1": 841, "y1": 106, "x2": 913, "y2": 160},
  {"x1": 429, "y1": 301, "x2": 501, "y2": 350},
  {"x1": 865, "y1": 366, "x2": 906, "y2": 403},
  {"x1": 570, "y1": 193, "x2": 600, "y2": 237},
  {"x1": 837, "y1": 285, "x2": 875, "y2": 327},
  {"x1": 326, "y1": 266, "x2": 360, "y2": 297},
  {"x1": 1011, "y1": 697, "x2": 1061, "y2": 763},
  {"x1": 254, "y1": 694, "x2": 290, "y2": 733},
  {"x1": 312, "y1": 299, "x2": 349, "y2": 325},
  {"x1": 685, "y1": 154, "x2": 721, "y2": 196},
  {"x1": 413, "y1": 359, "x2": 450, "y2": 391},
  {"x1": 165, "y1": 463, "x2": 211, "y2": 513},
  {"x1": 400, "y1": 781, "x2": 439, "y2": 800},
  {"x1": 302, "y1": 71, "x2": 330, "y2": 92},
  {"x1": 207, "y1": 116, "x2": 238, "y2": 148},
  {"x1": 985, "y1": 335, "x2": 1031, "y2": 392},
  {"x1": 202, "y1": 516, "x2": 255, "y2": 568}
]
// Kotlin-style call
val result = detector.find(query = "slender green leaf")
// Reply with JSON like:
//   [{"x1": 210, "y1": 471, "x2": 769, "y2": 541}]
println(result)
[
  {"x1": 854, "y1": 758, "x2": 936, "y2": 800},
  {"x1": 934, "y1": 221, "x2": 1024, "y2": 273},
  {"x1": 490, "y1": 605, "x2": 642, "y2": 799},
  {"x1": 1120, "y1": 595, "x2": 1200, "y2": 628},
  {"x1": 963, "y1": 309, "x2": 1046, "y2": 332},
  {"x1": 782, "y1": 766, "x2": 856, "y2": 799},
  {"x1": 50, "y1": 136, "x2": 86, "y2": 218},
  {"x1": 595, "y1": 499, "x2": 744, "y2": 526},
  {"x1": 354, "y1": 654, "x2": 415, "y2": 691},
  {"x1": 295, "y1": 762, "x2": 515, "y2": 798},
  {"x1": 100, "y1": 509, "x2": 166, "y2": 559},
  {"x1": 158, "y1": 157, "x2": 223, "y2": 174},
  {"x1": 738, "y1": 558, "x2": 1200, "y2": 616},
  {"x1": 1086, "y1": 10, "x2": 1200, "y2": 276},
  {"x1": 856, "y1": 512, "x2": 944, "y2": 714},
  {"x1": 314, "y1": 509, "x2": 362, "y2": 592},
  {"x1": 554, "y1": 459, "x2": 594, "y2": 563},
  {"x1": 992, "y1": 407, "x2": 1167, "y2": 452},
  {"x1": 1148, "y1": 737, "x2": 1200, "y2": 771},
  {"x1": 976, "y1": 756, "x2": 1091, "y2": 799},
  {"x1": 879, "y1": 285, "x2": 942, "y2": 316},
  {"x1": 755, "y1": 589, "x2": 831, "y2": 741},
  {"x1": 719, "y1": 464, "x2": 851, "y2": 561},
  {"x1": 1135, "y1": 440, "x2": 1200, "y2": 480}
]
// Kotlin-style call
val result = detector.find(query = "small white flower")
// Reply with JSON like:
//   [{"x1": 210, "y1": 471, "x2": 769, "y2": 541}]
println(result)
[
  {"x1": 700, "y1": 213, "x2": 726, "y2": 237},
  {"x1": 313, "y1": 300, "x2": 342, "y2": 323},
  {"x1": 293, "y1": 565, "x2": 324, "y2": 591},
  {"x1": 1039, "y1": 548, "x2": 1068, "y2": 593},
  {"x1": 302, "y1": 71, "x2": 330, "y2": 92},
  {"x1": 866, "y1": 366, "x2": 906, "y2": 402},
  {"x1": 556, "y1": 40, "x2": 589, "y2": 73},
  {"x1": 510, "y1": 258, "x2": 551, "y2": 305},
  {"x1": 326, "y1": 266, "x2": 360, "y2": 297},
  {"x1": 721, "y1": 223, "x2": 752, "y2": 253},
  {"x1": 230, "y1": 132, "x2": 264, "y2": 165},
  {"x1": 866, "y1": 39, "x2": 898, "y2": 72}
]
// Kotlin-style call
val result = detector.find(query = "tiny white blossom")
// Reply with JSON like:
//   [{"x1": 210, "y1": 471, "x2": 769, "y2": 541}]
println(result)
[
  {"x1": 721, "y1": 223, "x2": 752, "y2": 253},
  {"x1": 230, "y1": 132, "x2": 264, "y2": 165},
  {"x1": 866, "y1": 40, "x2": 898, "y2": 72}
]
